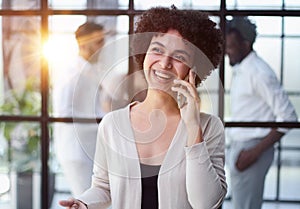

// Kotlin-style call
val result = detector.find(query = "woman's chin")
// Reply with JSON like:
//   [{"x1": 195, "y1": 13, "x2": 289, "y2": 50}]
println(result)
[{"x1": 148, "y1": 86, "x2": 175, "y2": 97}]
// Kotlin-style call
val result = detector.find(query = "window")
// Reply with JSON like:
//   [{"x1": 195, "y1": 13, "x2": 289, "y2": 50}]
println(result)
[{"x1": 0, "y1": 1, "x2": 299, "y2": 208}]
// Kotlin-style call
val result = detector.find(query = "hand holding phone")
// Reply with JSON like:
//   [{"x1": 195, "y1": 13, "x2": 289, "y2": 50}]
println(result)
[
  {"x1": 177, "y1": 92, "x2": 186, "y2": 109},
  {"x1": 177, "y1": 66, "x2": 195, "y2": 109},
  {"x1": 176, "y1": 74, "x2": 189, "y2": 109}
]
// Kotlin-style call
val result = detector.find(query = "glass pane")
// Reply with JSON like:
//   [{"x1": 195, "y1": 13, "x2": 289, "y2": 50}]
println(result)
[
  {"x1": 263, "y1": 161, "x2": 278, "y2": 199},
  {"x1": 48, "y1": 0, "x2": 85, "y2": 9},
  {"x1": 91, "y1": 0, "x2": 123, "y2": 9},
  {"x1": 199, "y1": 69, "x2": 222, "y2": 116},
  {"x1": 118, "y1": 0, "x2": 129, "y2": 9},
  {"x1": 289, "y1": 96, "x2": 300, "y2": 118},
  {"x1": 255, "y1": 37, "x2": 282, "y2": 80},
  {"x1": 224, "y1": 56, "x2": 232, "y2": 121},
  {"x1": 47, "y1": 15, "x2": 129, "y2": 117},
  {"x1": 254, "y1": 16, "x2": 282, "y2": 36},
  {"x1": 134, "y1": 0, "x2": 184, "y2": 10},
  {"x1": 283, "y1": 38, "x2": 300, "y2": 91},
  {"x1": 49, "y1": 123, "x2": 68, "y2": 208},
  {"x1": 226, "y1": 0, "x2": 282, "y2": 10},
  {"x1": 49, "y1": 121, "x2": 98, "y2": 202},
  {"x1": 281, "y1": 129, "x2": 300, "y2": 149},
  {"x1": 0, "y1": 0, "x2": 40, "y2": 10},
  {"x1": 47, "y1": 15, "x2": 86, "y2": 117},
  {"x1": 191, "y1": 0, "x2": 220, "y2": 10},
  {"x1": 49, "y1": 0, "x2": 122, "y2": 10},
  {"x1": 0, "y1": 122, "x2": 42, "y2": 209},
  {"x1": 134, "y1": 0, "x2": 220, "y2": 10},
  {"x1": 200, "y1": 92, "x2": 219, "y2": 115},
  {"x1": 0, "y1": 122, "x2": 41, "y2": 172},
  {"x1": 224, "y1": 91, "x2": 231, "y2": 121},
  {"x1": 280, "y1": 150, "x2": 300, "y2": 200},
  {"x1": 278, "y1": 131, "x2": 300, "y2": 201},
  {"x1": 0, "y1": 16, "x2": 41, "y2": 116},
  {"x1": 284, "y1": 17, "x2": 300, "y2": 36},
  {"x1": 285, "y1": 0, "x2": 300, "y2": 10}
]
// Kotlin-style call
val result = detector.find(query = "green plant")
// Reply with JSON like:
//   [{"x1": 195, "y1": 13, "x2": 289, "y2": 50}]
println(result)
[{"x1": 0, "y1": 78, "x2": 41, "y2": 172}]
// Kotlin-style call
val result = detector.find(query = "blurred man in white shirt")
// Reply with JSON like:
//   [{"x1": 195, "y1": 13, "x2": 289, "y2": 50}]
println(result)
[
  {"x1": 226, "y1": 17, "x2": 298, "y2": 209},
  {"x1": 53, "y1": 22, "x2": 110, "y2": 196}
]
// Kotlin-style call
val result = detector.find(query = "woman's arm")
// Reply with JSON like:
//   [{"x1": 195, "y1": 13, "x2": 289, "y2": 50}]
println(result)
[
  {"x1": 185, "y1": 115, "x2": 227, "y2": 209},
  {"x1": 77, "y1": 121, "x2": 112, "y2": 209}
]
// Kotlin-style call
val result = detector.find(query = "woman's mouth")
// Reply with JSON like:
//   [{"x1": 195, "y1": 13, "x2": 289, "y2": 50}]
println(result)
[{"x1": 153, "y1": 70, "x2": 175, "y2": 81}]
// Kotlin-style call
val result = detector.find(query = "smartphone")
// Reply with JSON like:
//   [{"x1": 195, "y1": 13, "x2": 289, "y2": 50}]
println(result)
[
  {"x1": 177, "y1": 92, "x2": 186, "y2": 109},
  {"x1": 177, "y1": 74, "x2": 189, "y2": 108}
]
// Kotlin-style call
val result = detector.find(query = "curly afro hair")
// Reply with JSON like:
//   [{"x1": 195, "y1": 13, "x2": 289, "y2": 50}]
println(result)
[
  {"x1": 131, "y1": 5, "x2": 224, "y2": 83},
  {"x1": 226, "y1": 16, "x2": 257, "y2": 46}
]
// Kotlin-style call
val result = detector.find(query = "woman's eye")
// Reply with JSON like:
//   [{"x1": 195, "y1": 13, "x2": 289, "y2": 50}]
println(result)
[
  {"x1": 174, "y1": 55, "x2": 186, "y2": 62},
  {"x1": 151, "y1": 47, "x2": 163, "y2": 54}
]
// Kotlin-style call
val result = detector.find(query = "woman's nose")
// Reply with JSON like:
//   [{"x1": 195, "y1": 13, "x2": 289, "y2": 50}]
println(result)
[{"x1": 160, "y1": 55, "x2": 172, "y2": 69}]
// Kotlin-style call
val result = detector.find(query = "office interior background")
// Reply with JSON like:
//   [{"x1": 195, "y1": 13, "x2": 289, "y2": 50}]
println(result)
[{"x1": 0, "y1": 0, "x2": 299, "y2": 208}]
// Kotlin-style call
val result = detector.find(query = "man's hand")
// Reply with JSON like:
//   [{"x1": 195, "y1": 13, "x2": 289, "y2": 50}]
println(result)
[{"x1": 235, "y1": 147, "x2": 260, "y2": 171}]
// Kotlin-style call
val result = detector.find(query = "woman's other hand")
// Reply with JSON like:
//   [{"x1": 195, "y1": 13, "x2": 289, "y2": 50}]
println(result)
[{"x1": 59, "y1": 198, "x2": 87, "y2": 209}]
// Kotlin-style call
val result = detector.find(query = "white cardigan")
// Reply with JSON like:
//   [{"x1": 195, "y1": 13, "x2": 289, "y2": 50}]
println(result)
[{"x1": 78, "y1": 103, "x2": 227, "y2": 209}]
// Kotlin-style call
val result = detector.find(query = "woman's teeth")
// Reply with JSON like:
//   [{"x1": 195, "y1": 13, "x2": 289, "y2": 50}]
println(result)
[{"x1": 154, "y1": 70, "x2": 172, "y2": 79}]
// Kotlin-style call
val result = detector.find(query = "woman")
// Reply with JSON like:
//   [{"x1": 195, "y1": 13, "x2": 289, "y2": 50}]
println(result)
[{"x1": 59, "y1": 6, "x2": 226, "y2": 209}]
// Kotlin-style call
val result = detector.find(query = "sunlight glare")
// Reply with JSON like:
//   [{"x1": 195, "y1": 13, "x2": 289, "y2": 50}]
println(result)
[
  {"x1": 42, "y1": 36, "x2": 78, "y2": 65},
  {"x1": 42, "y1": 40, "x2": 52, "y2": 61}
]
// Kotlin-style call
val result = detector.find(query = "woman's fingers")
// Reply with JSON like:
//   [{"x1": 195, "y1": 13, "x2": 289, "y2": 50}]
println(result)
[
  {"x1": 59, "y1": 199, "x2": 73, "y2": 206},
  {"x1": 173, "y1": 79, "x2": 199, "y2": 102},
  {"x1": 189, "y1": 69, "x2": 196, "y2": 86},
  {"x1": 59, "y1": 198, "x2": 81, "y2": 209}
]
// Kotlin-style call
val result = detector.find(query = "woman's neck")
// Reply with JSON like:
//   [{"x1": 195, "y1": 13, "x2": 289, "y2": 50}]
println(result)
[{"x1": 140, "y1": 89, "x2": 179, "y2": 115}]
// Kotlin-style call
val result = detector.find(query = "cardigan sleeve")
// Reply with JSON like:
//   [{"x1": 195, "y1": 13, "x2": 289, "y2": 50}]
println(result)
[
  {"x1": 77, "y1": 120, "x2": 112, "y2": 209},
  {"x1": 184, "y1": 115, "x2": 227, "y2": 209}
]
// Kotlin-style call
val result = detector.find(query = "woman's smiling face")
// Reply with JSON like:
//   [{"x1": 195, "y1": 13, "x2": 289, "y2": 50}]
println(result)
[{"x1": 143, "y1": 29, "x2": 195, "y2": 92}]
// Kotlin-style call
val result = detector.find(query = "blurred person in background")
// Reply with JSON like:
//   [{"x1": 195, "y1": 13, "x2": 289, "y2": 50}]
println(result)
[
  {"x1": 226, "y1": 16, "x2": 298, "y2": 209},
  {"x1": 53, "y1": 21, "x2": 113, "y2": 196}
]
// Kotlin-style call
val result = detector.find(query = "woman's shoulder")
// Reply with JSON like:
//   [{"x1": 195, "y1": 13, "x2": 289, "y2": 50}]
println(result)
[
  {"x1": 199, "y1": 112, "x2": 224, "y2": 130},
  {"x1": 100, "y1": 105, "x2": 129, "y2": 124},
  {"x1": 200, "y1": 112, "x2": 222, "y2": 122},
  {"x1": 199, "y1": 112, "x2": 224, "y2": 145}
]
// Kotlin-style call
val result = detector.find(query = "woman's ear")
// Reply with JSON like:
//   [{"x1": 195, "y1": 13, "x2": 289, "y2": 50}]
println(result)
[{"x1": 190, "y1": 66, "x2": 201, "y2": 86}]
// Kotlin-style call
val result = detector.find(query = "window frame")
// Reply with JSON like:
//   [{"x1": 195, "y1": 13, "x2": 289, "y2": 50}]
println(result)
[{"x1": 0, "y1": 0, "x2": 300, "y2": 207}]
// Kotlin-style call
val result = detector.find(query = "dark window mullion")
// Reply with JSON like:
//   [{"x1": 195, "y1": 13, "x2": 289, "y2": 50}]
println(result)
[{"x1": 40, "y1": 0, "x2": 50, "y2": 208}]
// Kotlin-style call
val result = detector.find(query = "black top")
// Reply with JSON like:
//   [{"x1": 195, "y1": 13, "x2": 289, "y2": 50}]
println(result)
[{"x1": 140, "y1": 163, "x2": 161, "y2": 209}]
